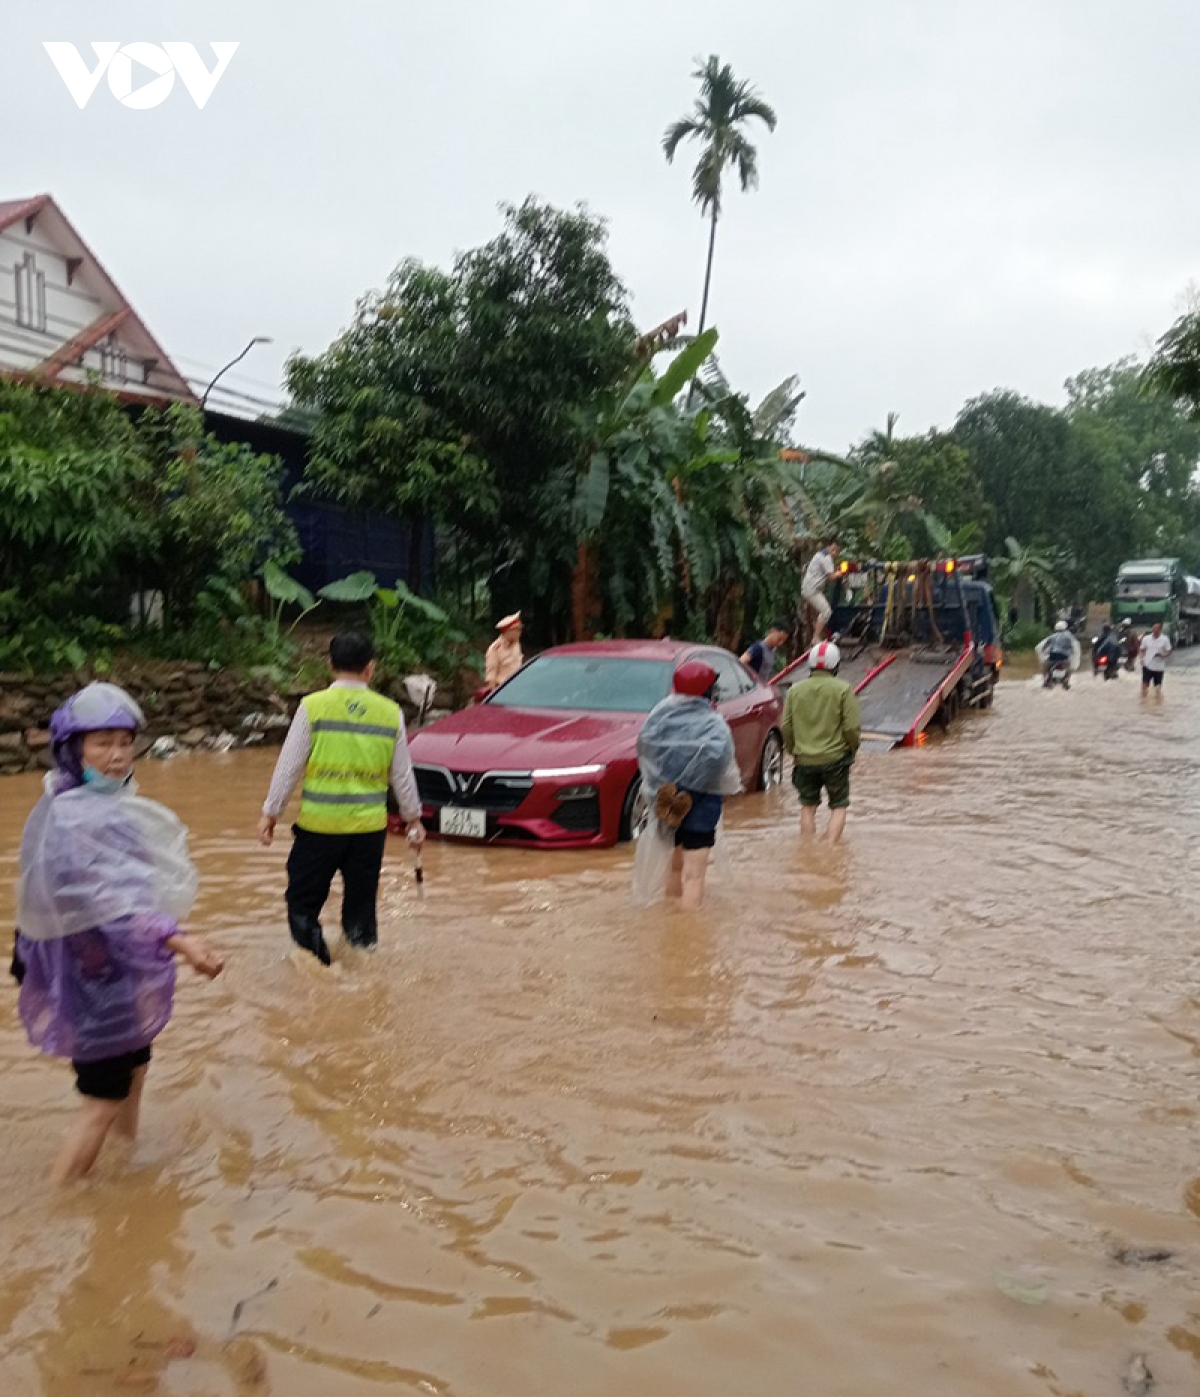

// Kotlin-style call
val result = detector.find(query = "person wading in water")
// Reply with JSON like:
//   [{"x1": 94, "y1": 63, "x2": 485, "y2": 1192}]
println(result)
[{"x1": 258, "y1": 633, "x2": 425, "y2": 963}]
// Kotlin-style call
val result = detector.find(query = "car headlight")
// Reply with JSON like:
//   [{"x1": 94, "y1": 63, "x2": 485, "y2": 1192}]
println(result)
[{"x1": 531, "y1": 764, "x2": 605, "y2": 779}]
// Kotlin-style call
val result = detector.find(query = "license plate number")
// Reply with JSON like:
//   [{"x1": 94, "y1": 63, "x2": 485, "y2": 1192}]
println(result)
[{"x1": 440, "y1": 806, "x2": 487, "y2": 839}]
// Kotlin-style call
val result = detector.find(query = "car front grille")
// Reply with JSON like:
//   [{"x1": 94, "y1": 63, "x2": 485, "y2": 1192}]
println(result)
[{"x1": 415, "y1": 765, "x2": 534, "y2": 812}]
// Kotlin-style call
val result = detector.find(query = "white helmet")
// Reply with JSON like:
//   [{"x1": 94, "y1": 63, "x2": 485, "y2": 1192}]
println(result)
[
  {"x1": 1055, "y1": 620, "x2": 1068, "y2": 632},
  {"x1": 808, "y1": 640, "x2": 841, "y2": 671}
]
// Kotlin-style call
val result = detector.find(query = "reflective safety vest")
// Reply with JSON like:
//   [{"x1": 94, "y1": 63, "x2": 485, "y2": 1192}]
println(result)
[{"x1": 297, "y1": 686, "x2": 401, "y2": 834}]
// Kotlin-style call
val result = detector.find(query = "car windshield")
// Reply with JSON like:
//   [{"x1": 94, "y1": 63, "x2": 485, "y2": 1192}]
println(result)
[
  {"x1": 489, "y1": 655, "x2": 674, "y2": 712},
  {"x1": 1118, "y1": 579, "x2": 1169, "y2": 599}
]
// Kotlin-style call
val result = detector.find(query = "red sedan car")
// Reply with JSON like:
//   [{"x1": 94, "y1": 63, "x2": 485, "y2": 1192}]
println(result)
[{"x1": 402, "y1": 639, "x2": 784, "y2": 849}]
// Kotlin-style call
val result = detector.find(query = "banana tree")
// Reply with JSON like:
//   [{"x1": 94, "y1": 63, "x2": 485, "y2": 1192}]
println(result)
[
  {"x1": 992, "y1": 536, "x2": 1065, "y2": 623},
  {"x1": 573, "y1": 329, "x2": 729, "y2": 637}
]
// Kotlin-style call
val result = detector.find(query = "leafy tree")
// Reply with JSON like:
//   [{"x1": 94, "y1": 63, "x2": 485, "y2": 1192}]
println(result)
[
  {"x1": 1064, "y1": 358, "x2": 1200, "y2": 570},
  {"x1": 0, "y1": 379, "x2": 145, "y2": 609},
  {"x1": 289, "y1": 199, "x2": 637, "y2": 636},
  {"x1": 286, "y1": 262, "x2": 496, "y2": 590},
  {"x1": 952, "y1": 391, "x2": 1074, "y2": 559},
  {"x1": 1145, "y1": 308, "x2": 1200, "y2": 421},
  {"x1": 132, "y1": 404, "x2": 298, "y2": 629},
  {"x1": 849, "y1": 415, "x2": 987, "y2": 556},
  {"x1": 663, "y1": 56, "x2": 778, "y2": 335}
]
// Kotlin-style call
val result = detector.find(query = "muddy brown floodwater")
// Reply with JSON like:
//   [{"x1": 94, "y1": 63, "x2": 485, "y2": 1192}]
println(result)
[{"x1": 1, "y1": 669, "x2": 1199, "y2": 1396}]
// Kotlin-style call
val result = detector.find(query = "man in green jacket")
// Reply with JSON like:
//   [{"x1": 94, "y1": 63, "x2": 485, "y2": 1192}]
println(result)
[{"x1": 781, "y1": 640, "x2": 861, "y2": 844}]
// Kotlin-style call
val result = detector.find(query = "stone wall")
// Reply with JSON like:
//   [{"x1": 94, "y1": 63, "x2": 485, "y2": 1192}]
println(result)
[{"x1": 0, "y1": 663, "x2": 292, "y2": 776}]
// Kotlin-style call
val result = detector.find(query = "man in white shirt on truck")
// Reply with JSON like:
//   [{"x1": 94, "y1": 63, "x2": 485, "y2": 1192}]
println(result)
[
  {"x1": 1138, "y1": 621, "x2": 1172, "y2": 700},
  {"x1": 801, "y1": 538, "x2": 841, "y2": 642}
]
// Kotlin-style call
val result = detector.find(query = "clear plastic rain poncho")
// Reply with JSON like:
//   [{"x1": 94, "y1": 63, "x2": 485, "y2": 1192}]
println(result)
[
  {"x1": 1035, "y1": 632, "x2": 1082, "y2": 671},
  {"x1": 14, "y1": 777, "x2": 198, "y2": 1061},
  {"x1": 631, "y1": 695, "x2": 742, "y2": 906}
]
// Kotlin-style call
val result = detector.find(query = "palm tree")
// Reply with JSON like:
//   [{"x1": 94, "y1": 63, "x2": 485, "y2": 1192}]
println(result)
[{"x1": 663, "y1": 56, "x2": 778, "y2": 335}]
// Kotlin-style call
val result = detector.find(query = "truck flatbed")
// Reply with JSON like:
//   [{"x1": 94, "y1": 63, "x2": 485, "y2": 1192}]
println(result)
[{"x1": 774, "y1": 641, "x2": 977, "y2": 750}]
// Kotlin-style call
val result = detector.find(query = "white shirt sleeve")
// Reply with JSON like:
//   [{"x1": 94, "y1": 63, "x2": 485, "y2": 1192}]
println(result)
[
  {"x1": 262, "y1": 706, "x2": 312, "y2": 817},
  {"x1": 390, "y1": 714, "x2": 423, "y2": 823}
]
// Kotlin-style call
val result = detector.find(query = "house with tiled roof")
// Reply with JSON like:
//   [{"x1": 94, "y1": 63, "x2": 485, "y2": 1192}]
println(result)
[{"x1": 0, "y1": 193, "x2": 196, "y2": 404}]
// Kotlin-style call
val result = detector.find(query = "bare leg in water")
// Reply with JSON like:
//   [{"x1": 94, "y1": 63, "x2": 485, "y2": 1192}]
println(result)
[
  {"x1": 666, "y1": 848, "x2": 684, "y2": 899},
  {"x1": 800, "y1": 806, "x2": 817, "y2": 837},
  {"x1": 114, "y1": 1064, "x2": 149, "y2": 1142},
  {"x1": 827, "y1": 807, "x2": 848, "y2": 844},
  {"x1": 51, "y1": 1097, "x2": 124, "y2": 1185},
  {"x1": 679, "y1": 849, "x2": 710, "y2": 910}
]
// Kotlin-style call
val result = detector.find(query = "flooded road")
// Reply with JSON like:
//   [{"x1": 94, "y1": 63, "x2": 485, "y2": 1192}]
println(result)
[{"x1": 1, "y1": 668, "x2": 1198, "y2": 1396}]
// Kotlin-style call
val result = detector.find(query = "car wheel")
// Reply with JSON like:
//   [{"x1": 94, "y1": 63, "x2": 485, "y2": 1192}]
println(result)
[
  {"x1": 757, "y1": 730, "x2": 784, "y2": 790},
  {"x1": 620, "y1": 775, "x2": 650, "y2": 842}
]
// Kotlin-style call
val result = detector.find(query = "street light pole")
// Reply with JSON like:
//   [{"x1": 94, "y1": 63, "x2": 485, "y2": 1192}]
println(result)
[{"x1": 200, "y1": 335, "x2": 273, "y2": 410}]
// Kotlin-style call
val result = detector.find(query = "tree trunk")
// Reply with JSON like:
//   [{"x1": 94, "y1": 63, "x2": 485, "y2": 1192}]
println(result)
[
  {"x1": 1014, "y1": 577, "x2": 1035, "y2": 623},
  {"x1": 697, "y1": 207, "x2": 719, "y2": 335},
  {"x1": 571, "y1": 542, "x2": 601, "y2": 641}
]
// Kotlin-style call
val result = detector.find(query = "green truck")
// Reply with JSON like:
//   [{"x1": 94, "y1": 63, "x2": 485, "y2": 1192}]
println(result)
[{"x1": 1112, "y1": 557, "x2": 1200, "y2": 645}]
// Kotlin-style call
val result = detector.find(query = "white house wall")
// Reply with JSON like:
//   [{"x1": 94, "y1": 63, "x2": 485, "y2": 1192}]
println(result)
[{"x1": 0, "y1": 216, "x2": 186, "y2": 401}]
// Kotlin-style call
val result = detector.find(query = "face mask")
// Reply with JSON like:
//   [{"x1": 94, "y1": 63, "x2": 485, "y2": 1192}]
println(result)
[{"x1": 82, "y1": 766, "x2": 133, "y2": 795}]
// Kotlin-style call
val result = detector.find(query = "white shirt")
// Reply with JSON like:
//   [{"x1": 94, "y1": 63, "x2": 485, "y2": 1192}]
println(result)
[
  {"x1": 1139, "y1": 632, "x2": 1173, "y2": 672},
  {"x1": 262, "y1": 679, "x2": 422, "y2": 822},
  {"x1": 802, "y1": 549, "x2": 836, "y2": 596}
]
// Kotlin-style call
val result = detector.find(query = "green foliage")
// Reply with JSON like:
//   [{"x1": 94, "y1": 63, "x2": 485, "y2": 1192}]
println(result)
[
  {"x1": 0, "y1": 590, "x2": 123, "y2": 674},
  {"x1": 662, "y1": 56, "x2": 778, "y2": 217},
  {"x1": 948, "y1": 366, "x2": 1200, "y2": 601},
  {"x1": 574, "y1": 334, "x2": 809, "y2": 646},
  {"x1": 0, "y1": 379, "x2": 298, "y2": 672},
  {"x1": 849, "y1": 419, "x2": 987, "y2": 556},
  {"x1": 132, "y1": 405, "x2": 298, "y2": 627},
  {"x1": 289, "y1": 198, "x2": 637, "y2": 624},
  {"x1": 1004, "y1": 619, "x2": 1049, "y2": 652},
  {"x1": 317, "y1": 572, "x2": 465, "y2": 678},
  {"x1": 992, "y1": 536, "x2": 1067, "y2": 622},
  {"x1": 0, "y1": 379, "x2": 145, "y2": 600},
  {"x1": 1145, "y1": 308, "x2": 1200, "y2": 421}
]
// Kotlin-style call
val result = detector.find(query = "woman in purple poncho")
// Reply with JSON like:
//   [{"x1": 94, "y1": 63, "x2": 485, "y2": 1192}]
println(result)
[{"x1": 12, "y1": 683, "x2": 223, "y2": 1184}]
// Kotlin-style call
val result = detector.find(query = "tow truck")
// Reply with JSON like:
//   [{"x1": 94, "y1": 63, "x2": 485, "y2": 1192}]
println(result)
[{"x1": 774, "y1": 555, "x2": 1004, "y2": 750}]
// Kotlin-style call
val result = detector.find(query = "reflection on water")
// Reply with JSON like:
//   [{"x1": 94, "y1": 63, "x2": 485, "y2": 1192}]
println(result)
[{"x1": 2, "y1": 672, "x2": 1199, "y2": 1395}]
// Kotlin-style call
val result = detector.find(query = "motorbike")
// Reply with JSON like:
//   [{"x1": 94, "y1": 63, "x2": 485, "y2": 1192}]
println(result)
[
  {"x1": 1043, "y1": 657, "x2": 1072, "y2": 690},
  {"x1": 1093, "y1": 650, "x2": 1120, "y2": 680}
]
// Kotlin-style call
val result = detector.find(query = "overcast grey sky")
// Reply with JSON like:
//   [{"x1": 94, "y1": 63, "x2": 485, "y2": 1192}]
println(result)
[{"x1": 6, "y1": 0, "x2": 1198, "y2": 449}]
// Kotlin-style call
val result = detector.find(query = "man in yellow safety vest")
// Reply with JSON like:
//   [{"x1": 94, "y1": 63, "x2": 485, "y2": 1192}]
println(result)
[{"x1": 258, "y1": 632, "x2": 425, "y2": 963}]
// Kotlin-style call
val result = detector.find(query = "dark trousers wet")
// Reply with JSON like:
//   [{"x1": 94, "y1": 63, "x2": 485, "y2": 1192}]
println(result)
[{"x1": 286, "y1": 826, "x2": 388, "y2": 964}]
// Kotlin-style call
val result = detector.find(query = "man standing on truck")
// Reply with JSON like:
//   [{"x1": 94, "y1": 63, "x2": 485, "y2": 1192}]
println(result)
[
  {"x1": 1138, "y1": 621, "x2": 1172, "y2": 699},
  {"x1": 782, "y1": 640, "x2": 861, "y2": 845},
  {"x1": 801, "y1": 539, "x2": 841, "y2": 642}
]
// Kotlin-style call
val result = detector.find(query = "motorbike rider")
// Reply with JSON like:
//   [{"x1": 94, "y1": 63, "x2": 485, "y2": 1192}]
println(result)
[
  {"x1": 1036, "y1": 620, "x2": 1080, "y2": 688},
  {"x1": 1091, "y1": 623, "x2": 1122, "y2": 678}
]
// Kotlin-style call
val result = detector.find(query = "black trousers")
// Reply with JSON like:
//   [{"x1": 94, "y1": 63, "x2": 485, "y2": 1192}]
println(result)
[{"x1": 286, "y1": 825, "x2": 388, "y2": 964}]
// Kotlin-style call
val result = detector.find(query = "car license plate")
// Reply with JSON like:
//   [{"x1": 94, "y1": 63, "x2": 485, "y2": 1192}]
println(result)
[{"x1": 440, "y1": 806, "x2": 487, "y2": 839}]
